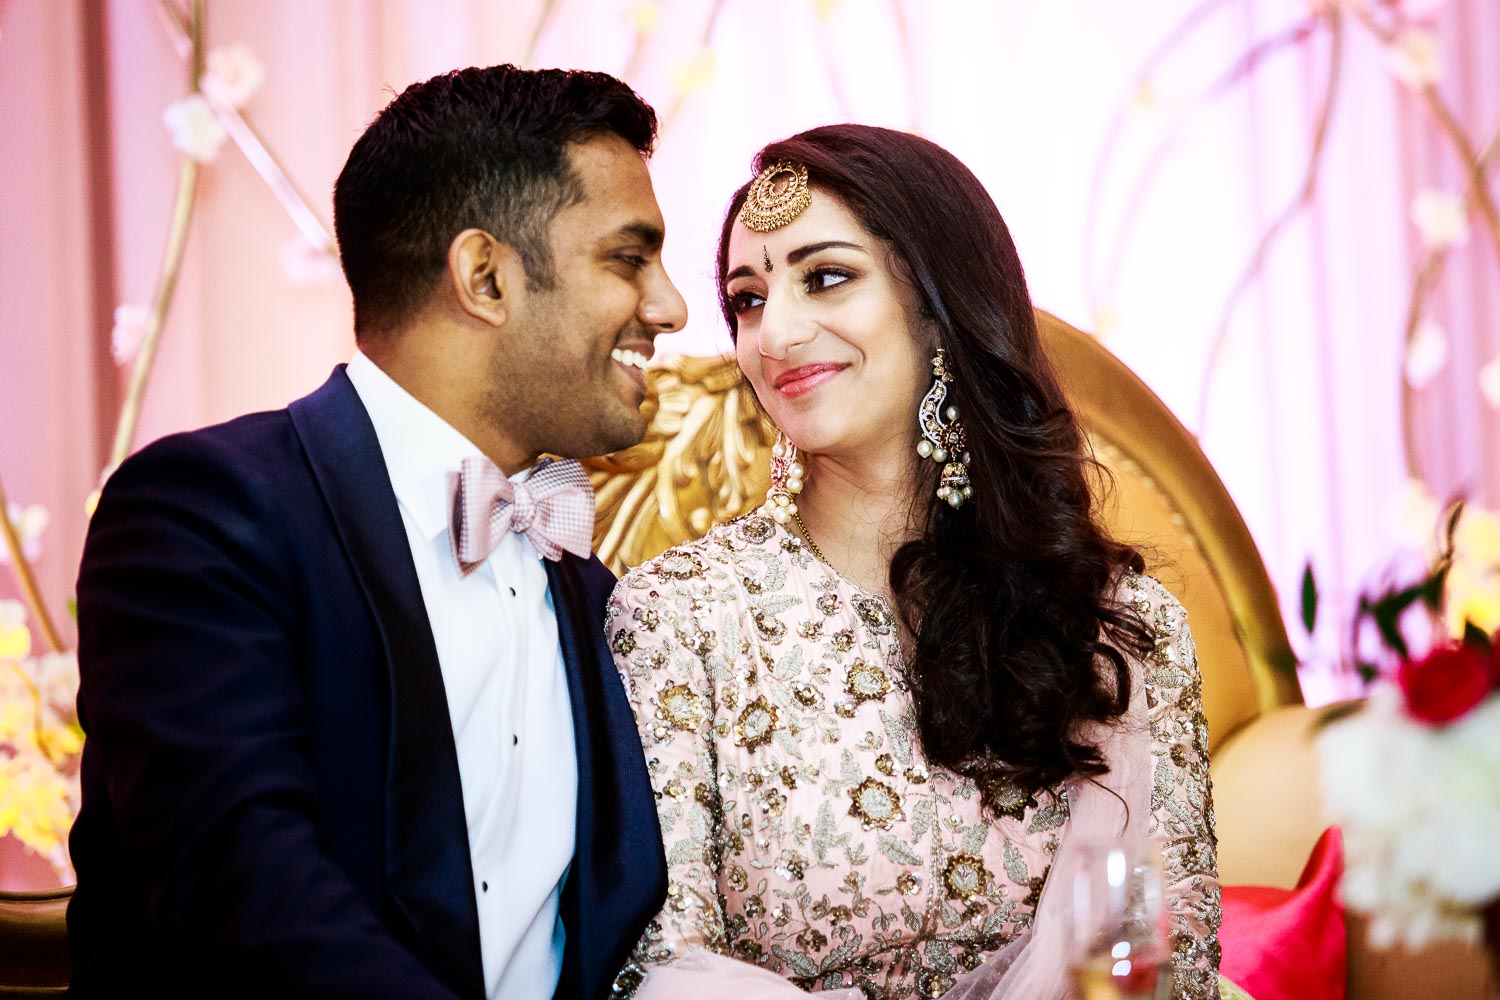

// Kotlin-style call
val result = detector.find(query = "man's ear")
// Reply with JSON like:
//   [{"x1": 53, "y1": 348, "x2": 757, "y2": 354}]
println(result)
[{"x1": 447, "y1": 229, "x2": 520, "y2": 327}]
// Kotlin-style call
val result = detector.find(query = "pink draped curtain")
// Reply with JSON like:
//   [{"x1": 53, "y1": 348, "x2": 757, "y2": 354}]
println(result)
[{"x1": 2, "y1": 0, "x2": 1496, "y2": 693}]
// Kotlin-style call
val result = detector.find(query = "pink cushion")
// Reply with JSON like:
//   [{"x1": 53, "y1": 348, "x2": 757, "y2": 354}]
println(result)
[{"x1": 1219, "y1": 826, "x2": 1346, "y2": 1000}]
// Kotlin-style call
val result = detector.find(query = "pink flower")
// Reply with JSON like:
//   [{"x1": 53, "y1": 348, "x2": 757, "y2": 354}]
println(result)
[
  {"x1": 1411, "y1": 190, "x2": 1469, "y2": 248},
  {"x1": 163, "y1": 95, "x2": 227, "y2": 162},
  {"x1": 1392, "y1": 0, "x2": 1449, "y2": 23},
  {"x1": 203, "y1": 43, "x2": 265, "y2": 109},
  {"x1": 1396, "y1": 643, "x2": 1494, "y2": 725},
  {"x1": 1404, "y1": 321, "x2": 1448, "y2": 388},
  {"x1": 111, "y1": 303, "x2": 149, "y2": 364},
  {"x1": 1481, "y1": 358, "x2": 1500, "y2": 410},
  {"x1": 280, "y1": 236, "x2": 342, "y2": 286},
  {"x1": 1388, "y1": 30, "x2": 1443, "y2": 89}
]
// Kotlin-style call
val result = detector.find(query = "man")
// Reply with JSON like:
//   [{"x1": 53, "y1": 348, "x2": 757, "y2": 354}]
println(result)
[{"x1": 68, "y1": 65, "x2": 685, "y2": 999}]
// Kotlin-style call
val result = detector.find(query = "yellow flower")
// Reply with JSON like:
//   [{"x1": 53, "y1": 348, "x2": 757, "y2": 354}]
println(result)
[
  {"x1": 627, "y1": 1, "x2": 661, "y2": 32},
  {"x1": 0, "y1": 751, "x2": 76, "y2": 860},
  {"x1": 1445, "y1": 504, "x2": 1500, "y2": 637},
  {"x1": 668, "y1": 49, "x2": 716, "y2": 97},
  {"x1": 0, "y1": 600, "x2": 31, "y2": 659}
]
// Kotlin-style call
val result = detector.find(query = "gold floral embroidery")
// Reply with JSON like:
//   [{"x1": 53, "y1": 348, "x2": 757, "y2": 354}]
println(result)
[
  {"x1": 845, "y1": 659, "x2": 893, "y2": 705},
  {"x1": 974, "y1": 771, "x2": 1038, "y2": 822},
  {"x1": 848, "y1": 777, "x2": 904, "y2": 830},
  {"x1": 734, "y1": 696, "x2": 780, "y2": 751},
  {"x1": 611, "y1": 628, "x2": 637, "y2": 656},
  {"x1": 657, "y1": 682, "x2": 708, "y2": 732},
  {"x1": 751, "y1": 607, "x2": 786, "y2": 643},
  {"x1": 816, "y1": 592, "x2": 841, "y2": 616},
  {"x1": 853, "y1": 595, "x2": 895, "y2": 635},
  {"x1": 657, "y1": 550, "x2": 707, "y2": 580},
  {"x1": 941, "y1": 853, "x2": 994, "y2": 901}
]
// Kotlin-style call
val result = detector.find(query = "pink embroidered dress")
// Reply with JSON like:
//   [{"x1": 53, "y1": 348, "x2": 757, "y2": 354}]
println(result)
[{"x1": 606, "y1": 508, "x2": 1221, "y2": 999}]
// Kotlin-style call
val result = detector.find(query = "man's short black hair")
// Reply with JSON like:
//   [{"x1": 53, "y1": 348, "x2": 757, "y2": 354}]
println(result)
[{"x1": 333, "y1": 64, "x2": 657, "y2": 337}]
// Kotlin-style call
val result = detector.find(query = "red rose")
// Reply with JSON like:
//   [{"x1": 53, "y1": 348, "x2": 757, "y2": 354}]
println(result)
[{"x1": 1396, "y1": 643, "x2": 1494, "y2": 725}]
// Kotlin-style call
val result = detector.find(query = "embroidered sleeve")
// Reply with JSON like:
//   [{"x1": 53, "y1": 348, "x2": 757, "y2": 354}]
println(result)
[
  {"x1": 605, "y1": 559, "x2": 732, "y2": 996},
  {"x1": 1129, "y1": 575, "x2": 1222, "y2": 999}
]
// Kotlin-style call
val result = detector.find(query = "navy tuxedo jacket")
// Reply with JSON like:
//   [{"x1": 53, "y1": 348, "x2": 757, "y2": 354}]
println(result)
[{"x1": 67, "y1": 367, "x2": 666, "y2": 998}]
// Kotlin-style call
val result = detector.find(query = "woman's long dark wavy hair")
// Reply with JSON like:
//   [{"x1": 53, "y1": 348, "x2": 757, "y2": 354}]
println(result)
[{"x1": 717, "y1": 125, "x2": 1156, "y2": 799}]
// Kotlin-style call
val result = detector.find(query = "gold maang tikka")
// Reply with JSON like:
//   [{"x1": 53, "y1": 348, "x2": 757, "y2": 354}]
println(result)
[{"x1": 739, "y1": 161, "x2": 812, "y2": 232}]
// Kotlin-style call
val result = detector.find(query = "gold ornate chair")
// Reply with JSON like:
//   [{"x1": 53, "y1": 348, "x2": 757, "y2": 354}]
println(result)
[{"x1": 3, "y1": 310, "x2": 1490, "y2": 996}]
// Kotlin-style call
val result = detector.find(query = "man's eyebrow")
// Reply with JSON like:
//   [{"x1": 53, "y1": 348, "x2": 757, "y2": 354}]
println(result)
[
  {"x1": 786, "y1": 240, "x2": 866, "y2": 265},
  {"x1": 724, "y1": 264, "x2": 756, "y2": 283},
  {"x1": 607, "y1": 222, "x2": 664, "y2": 250}
]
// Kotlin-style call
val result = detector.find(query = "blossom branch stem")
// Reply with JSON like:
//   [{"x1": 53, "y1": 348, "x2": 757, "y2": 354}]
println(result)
[
  {"x1": 0, "y1": 471, "x2": 64, "y2": 655},
  {"x1": 1400, "y1": 125, "x2": 1500, "y2": 476},
  {"x1": 523, "y1": 0, "x2": 560, "y2": 68},
  {"x1": 1355, "y1": 9, "x2": 1500, "y2": 269},
  {"x1": 1197, "y1": 11, "x2": 1344, "y2": 432},
  {"x1": 156, "y1": 3, "x2": 334, "y2": 253},
  {"x1": 109, "y1": 0, "x2": 204, "y2": 473},
  {"x1": 1083, "y1": 0, "x2": 1236, "y2": 309},
  {"x1": 658, "y1": 0, "x2": 730, "y2": 137}
]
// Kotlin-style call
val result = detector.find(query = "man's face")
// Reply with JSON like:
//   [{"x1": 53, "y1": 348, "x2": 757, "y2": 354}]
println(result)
[{"x1": 487, "y1": 133, "x2": 687, "y2": 460}]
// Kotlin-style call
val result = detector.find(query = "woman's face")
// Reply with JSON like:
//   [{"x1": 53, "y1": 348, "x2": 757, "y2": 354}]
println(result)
[{"x1": 724, "y1": 191, "x2": 934, "y2": 463}]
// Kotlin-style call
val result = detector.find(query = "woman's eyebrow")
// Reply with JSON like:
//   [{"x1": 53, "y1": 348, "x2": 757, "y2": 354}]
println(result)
[{"x1": 785, "y1": 240, "x2": 867, "y2": 265}]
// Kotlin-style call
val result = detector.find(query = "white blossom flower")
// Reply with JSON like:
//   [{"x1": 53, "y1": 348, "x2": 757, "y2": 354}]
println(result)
[
  {"x1": 1410, "y1": 190, "x2": 1469, "y2": 249},
  {"x1": 1319, "y1": 685, "x2": 1500, "y2": 949},
  {"x1": 1403, "y1": 320, "x2": 1448, "y2": 388},
  {"x1": 280, "y1": 236, "x2": 342, "y2": 286},
  {"x1": 202, "y1": 43, "x2": 265, "y2": 109},
  {"x1": 1388, "y1": 30, "x2": 1443, "y2": 89},
  {"x1": 1481, "y1": 357, "x2": 1500, "y2": 409},
  {"x1": 163, "y1": 94, "x2": 227, "y2": 163},
  {"x1": 111, "y1": 303, "x2": 149, "y2": 365},
  {"x1": 1395, "y1": 0, "x2": 1449, "y2": 22},
  {"x1": 1386, "y1": 478, "x2": 1441, "y2": 552},
  {"x1": 0, "y1": 503, "x2": 48, "y2": 563},
  {"x1": 26, "y1": 651, "x2": 78, "y2": 714}
]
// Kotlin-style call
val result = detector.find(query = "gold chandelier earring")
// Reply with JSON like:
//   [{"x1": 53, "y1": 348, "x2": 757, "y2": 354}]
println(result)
[
  {"x1": 765, "y1": 432, "x2": 805, "y2": 525},
  {"x1": 917, "y1": 349, "x2": 972, "y2": 508}
]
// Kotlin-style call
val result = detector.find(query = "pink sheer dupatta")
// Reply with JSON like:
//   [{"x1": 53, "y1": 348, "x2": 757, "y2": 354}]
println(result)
[{"x1": 942, "y1": 661, "x2": 1155, "y2": 1000}]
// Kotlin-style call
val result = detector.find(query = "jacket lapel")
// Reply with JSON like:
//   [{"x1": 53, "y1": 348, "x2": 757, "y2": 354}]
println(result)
[
  {"x1": 546, "y1": 555, "x2": 667, "y2": 1000},
  {"x1": 289, "y1": 367, "x2": 484, "y2": 996}
]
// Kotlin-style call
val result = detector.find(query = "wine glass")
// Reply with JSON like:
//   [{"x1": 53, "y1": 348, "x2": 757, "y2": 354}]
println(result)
[{"x1": 1068, "y1": 839, "x2": 1170, "y2": 1000}]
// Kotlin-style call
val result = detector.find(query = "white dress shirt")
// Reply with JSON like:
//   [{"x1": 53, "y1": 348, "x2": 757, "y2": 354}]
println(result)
[{"x1": 346, "y1": 351, "x2": 578, "y2": 1000}]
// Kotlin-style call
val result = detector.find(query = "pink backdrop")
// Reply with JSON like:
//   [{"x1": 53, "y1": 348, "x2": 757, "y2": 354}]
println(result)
[{"x1": 3, "y1": 0, "x2": 1498, "y2": 704}]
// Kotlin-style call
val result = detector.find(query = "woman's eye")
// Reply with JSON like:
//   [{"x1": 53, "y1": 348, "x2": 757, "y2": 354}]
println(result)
[
  {"x1": 618, "y1": 254, "x2": 647, "y2": 269},
  {"x1": 805, "y1": 268, "x2": 852, "y2": 292},
  {"x1": 728, "y1": 290, "x2": 765, "y2": 314}
]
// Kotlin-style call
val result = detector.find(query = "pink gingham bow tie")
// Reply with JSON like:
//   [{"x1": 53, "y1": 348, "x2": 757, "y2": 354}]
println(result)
[{"x1": 448, "y1": 456, "x2": 595, "y2": 573}]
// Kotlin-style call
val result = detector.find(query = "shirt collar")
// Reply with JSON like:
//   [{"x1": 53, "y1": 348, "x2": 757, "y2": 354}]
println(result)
[{"x1": 345, "y1": 350, "x2": 491, "y2": 543}]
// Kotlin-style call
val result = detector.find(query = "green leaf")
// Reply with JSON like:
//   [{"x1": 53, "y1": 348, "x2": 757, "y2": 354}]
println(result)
[
  {"x1": 1300, "y1": 564, "x2": 1318, "y2": 634},
  {"x1": 67, "y1": 598, "x2": 78, "y2": 621},
  {"x1": 1463, "y1": 620, "x2": 1493, "y2": 654},
  {"x1": 1355, "y1": 661, "x2": 1379, "y2": 684},
  {"x1": 1369, "y1": 600, "x2": 1410, "y2": 661}
]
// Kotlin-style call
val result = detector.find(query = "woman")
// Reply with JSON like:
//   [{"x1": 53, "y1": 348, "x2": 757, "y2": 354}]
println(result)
[{"x1": 606, "y1": 125, "x2": 1220, "y2": 999}]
